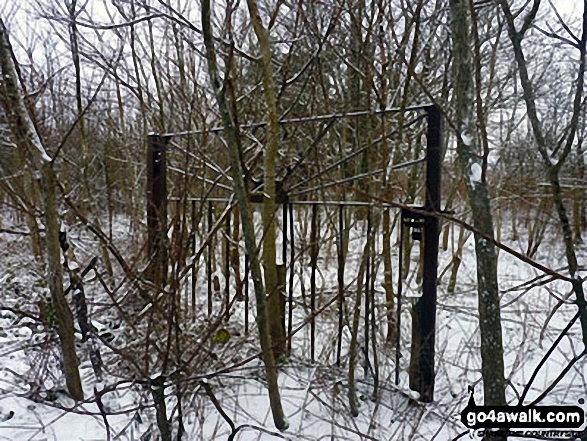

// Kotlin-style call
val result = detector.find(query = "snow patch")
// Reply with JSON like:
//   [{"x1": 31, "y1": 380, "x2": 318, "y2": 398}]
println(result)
[
  {"x1": 461, "y1": 130, "x2": 473, "y2": 147},
  {"x1": 470, "y1": 163, "x2": 482, "y2": 184},
  {"x1": 385, "y1": 157, "x2": 394, "y2": 181}
]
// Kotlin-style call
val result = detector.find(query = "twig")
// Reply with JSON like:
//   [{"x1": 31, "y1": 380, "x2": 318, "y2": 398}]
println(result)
[
  {"x1": 201, "y1": 381, "x2": 236, "y2": 433},
  {"x1": 519, "y1": 311, "x2": 580, "y2": 404},
  {"x1": 0, "y1": 228, "x2": 30, "y2": 236}
]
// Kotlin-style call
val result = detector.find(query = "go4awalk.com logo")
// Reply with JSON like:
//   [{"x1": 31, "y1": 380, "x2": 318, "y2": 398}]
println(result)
[{"x1": 461, "y1": 387, "x2": 585, "y2": 429}]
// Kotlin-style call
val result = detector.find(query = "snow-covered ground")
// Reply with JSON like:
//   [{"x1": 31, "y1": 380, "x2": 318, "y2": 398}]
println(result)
[{"x1": 0, "y1": 208, "x2": 585, "y2": 440}]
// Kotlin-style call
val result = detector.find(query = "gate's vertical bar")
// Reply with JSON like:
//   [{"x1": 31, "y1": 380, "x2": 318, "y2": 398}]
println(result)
[
  {"x1": 336, "y1": 203, "x2": 345, "y2": 366},
  {"x1": 191, "y1": 199, "x2": 196, "y2": 318},
  {"x1": 207, "y1": 200, "x2": 213, "y2": 317},
  {"x1": 244, "y1": 253, "x2": 249, "y2": 335},
  {"x1": 395, "y1": 210, "x2": 405, "y2": 385},
  {"x1": 415, "y1": 105, "x2": 442, "y2": 402},
  {"x1": 224, "y1": 205, "x2": 231, "y2": 320},
  {"x1": 287, "y1": 203, "x2": 295, "y2": 354},
  {"x1": 283, "y1": 203, "x2": 288, "y2": 268},
  {"x1": 146, "y1": 134, "x2": 169, "y2": 288},
  {"x1": 310, "y1": 203, "x2": 318, "y2": 362},
  {"x1": 364, "y1": 205, "x2": 372, "y2": 376}
]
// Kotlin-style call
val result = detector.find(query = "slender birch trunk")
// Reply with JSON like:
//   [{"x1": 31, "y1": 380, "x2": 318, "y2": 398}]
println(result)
[
  {"x1": 200, "y1": 2, "x2": 288, "y2": 431},
  {"x1": 497, "y1": 0, "x2": 587, "y2": 348},
  {"x1": 246, "y1": 0, "x2": 287, "y2": 360},
  {"x1": 449, "y1": 0, "x2": 507, "y2": 412},
  {"x1": 0, "y1": 20, "x2": 84, "y2": 401}
]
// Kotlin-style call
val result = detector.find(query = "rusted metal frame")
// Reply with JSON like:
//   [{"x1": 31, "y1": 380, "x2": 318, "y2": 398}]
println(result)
[{"x1": 156, "y1": 105, "x2": 443, "y2": 395}]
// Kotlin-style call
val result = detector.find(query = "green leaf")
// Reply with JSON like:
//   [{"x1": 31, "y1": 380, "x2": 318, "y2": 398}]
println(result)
[{"x1": 212, "y1": 328, "x2": 231, "y2": 345}]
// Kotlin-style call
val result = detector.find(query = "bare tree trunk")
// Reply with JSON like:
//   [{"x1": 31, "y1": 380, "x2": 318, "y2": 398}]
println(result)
[
  {"x1": 575, "y1": 138, "x2": 585, "y2": 243},
  {"x1": 449, "y1": 0, "x2": 506, "y2": 410},
  {"x1": 447, "y1": 225, "x2": 468, "y2": 294},
  {"x1": 348, "y1": 238, "x2": 369, "y2": 417},
  {"x1": 200, "y1": 2, "x2": 288, "y2": 431},
  {"x1": 378, "y1": 1, "x2": 395, "y2": 344},
  {"x1": 497, "y1": 0, "x2": 587, "y2": 347},
  {"x1": 68, "y1": 0, "x2": 91, "y2": 215},
  {"x1": 246, "y1": 0, "x2": 287, "y2": 360},
  {"x1": 151, "y1": 376, "x2": 171, "y2": 441},
  {"x1": 0, "y1": 20, "x2": 84, "y2": 401},
  {"x1": 348, "y1": 0, "x2": 370, "y2": 205}
]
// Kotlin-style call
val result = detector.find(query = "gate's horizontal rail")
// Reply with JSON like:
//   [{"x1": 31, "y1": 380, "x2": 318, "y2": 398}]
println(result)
[
  {"x1": 169, "y1": 197, "x2": 419, "y2": 208},
  {"x1": 160, "y1": 104, "x2": 433, "y2": 138}
]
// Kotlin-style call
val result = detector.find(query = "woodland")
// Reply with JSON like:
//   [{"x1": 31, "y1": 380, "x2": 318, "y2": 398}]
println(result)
[{"x1": 0, "y1": 0, "x2": 586, "y2": 440}]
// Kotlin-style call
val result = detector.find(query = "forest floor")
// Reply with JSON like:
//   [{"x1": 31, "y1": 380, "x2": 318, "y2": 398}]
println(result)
[{"x1": 0, "y1": 212, "x2": 585, "y2": 440}]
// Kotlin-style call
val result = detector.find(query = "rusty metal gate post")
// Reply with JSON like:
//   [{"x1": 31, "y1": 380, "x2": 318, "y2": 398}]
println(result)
[
  {"x1": 146, "y1": 134, "x2": 169, "y2": 288},
  {"x1": 410, "y1": 105, "x2": 442, "y2": 402}
]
